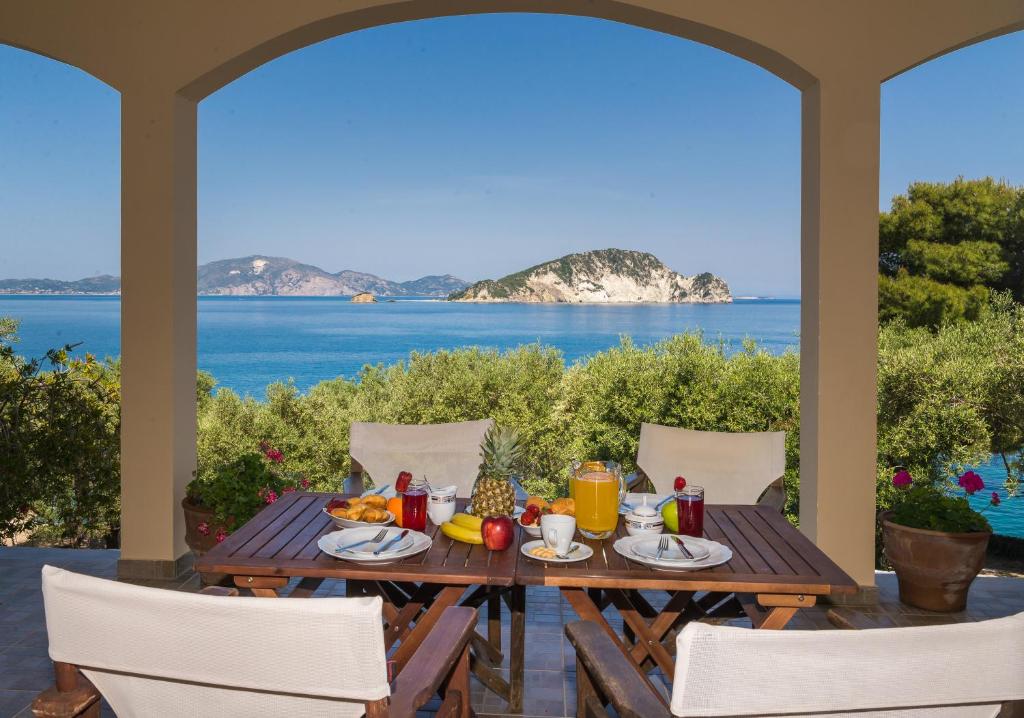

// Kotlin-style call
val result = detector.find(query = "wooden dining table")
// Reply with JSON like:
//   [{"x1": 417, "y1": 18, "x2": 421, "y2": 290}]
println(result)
[
  {"x1": 198, "y1": 493, "x2": 855, "y2": 713},
  {"x1": 516, "y1": 503, "x2": 858, "y2": 684},
  {"x1": 195, "y1": 492, "x2": 528, "y2": 711}
]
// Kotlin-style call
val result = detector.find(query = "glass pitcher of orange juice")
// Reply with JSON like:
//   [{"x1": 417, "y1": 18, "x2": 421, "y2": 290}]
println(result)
[{"x1": 570, "y1": 460, "x2": 624, "y2": 539}]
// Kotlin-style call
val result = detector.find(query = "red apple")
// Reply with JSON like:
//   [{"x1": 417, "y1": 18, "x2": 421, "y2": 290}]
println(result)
[
  {"x1": 395, "y1": 471, "x2": 413, "y2": 493},
  {"x1": 481, "y1": 516, "x2": 515, "y2": 551}
]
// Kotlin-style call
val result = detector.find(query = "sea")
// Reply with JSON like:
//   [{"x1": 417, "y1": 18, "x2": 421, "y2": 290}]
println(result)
[{"x1": 1, "y1": 294, "x2": 1020, "y2": 537}]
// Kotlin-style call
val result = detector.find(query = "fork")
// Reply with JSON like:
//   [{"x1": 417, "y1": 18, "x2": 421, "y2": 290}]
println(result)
[
  {"x1": 336, "y1": 529, "x2": 387, "y2": 553},
  {"x1": 655, "y1": 535, "x2": 669, "y2": 562}
]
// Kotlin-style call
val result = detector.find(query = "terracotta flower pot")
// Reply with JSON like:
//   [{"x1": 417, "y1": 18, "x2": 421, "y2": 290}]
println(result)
[
  {"x1": 182, "y1": 497, "x2": 227, "y2": 585},
  {"x1": 881, "y1": 511, "x2": 990, "y2": 612}
]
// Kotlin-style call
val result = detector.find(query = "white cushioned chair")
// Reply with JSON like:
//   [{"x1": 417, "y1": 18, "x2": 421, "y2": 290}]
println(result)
[
  {"x1": 33, "y1": 565, "x2": 476, "y2": 717},
  {"x1": 349, "y1": 419, "x2": 494, "y2": 497},
  {"x1": 633, "y1": 423, "x2": 787, "y2": 510},
  {"x1": 566, "y1": 611, "x2": 1024, "y2": 717}
]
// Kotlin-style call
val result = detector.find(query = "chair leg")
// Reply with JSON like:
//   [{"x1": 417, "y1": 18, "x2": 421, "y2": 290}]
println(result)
[{"x1": 32, "y1": 663, "x2": 100, "y2": 718}]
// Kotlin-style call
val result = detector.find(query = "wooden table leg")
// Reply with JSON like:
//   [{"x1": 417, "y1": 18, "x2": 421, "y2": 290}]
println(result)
[
  {"x1": 508, "y1": 584, "x2": 525, "y2": 713},
  {"x1": 488, "y1": 587, "x2": 502, "y2": 651},
  {"x1": 561, "y1": 587, "x2": 669, "y2": 707},
  {"x1": 759, "y1": 606, "x2": 799, "y2": 629},
  {"x1": 288, "y1": 577, "x2": 324, "y2": 598},
  {"x1": 233, "y1": 575, "x2": 288, "y2": 597},
  {"x1": 390, "y1": 585, "x2": 465, "y2": 672},
  {"x1": 619, "y1": 590, "x2": 694, "y2": 671}
]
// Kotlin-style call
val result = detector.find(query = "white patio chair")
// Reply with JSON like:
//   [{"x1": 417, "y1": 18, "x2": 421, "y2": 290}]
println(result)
[
  {"x1": 33, "y1": 565, "x2": 476, "y2": 718},
  {"x1": 634, "y1": 423, "x2": 786, "y2": 509},
  {"x1": 566, "y1": 610, "x2": 1024, "y2": 717},
  {"x1": 348, "y1": 419, "x2": 494, "y2": 498}
]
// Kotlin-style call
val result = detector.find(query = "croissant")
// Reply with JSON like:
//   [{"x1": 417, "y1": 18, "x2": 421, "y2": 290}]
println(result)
[{"x1": 362, "y1": 494, "x2": 387, "y2": 509}]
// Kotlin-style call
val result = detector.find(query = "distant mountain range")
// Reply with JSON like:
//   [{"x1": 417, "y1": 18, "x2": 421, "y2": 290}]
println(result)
[
  {"x1": 449, "y1": 249, "x2": 731, "y2": 304},
  {"x1": 0, "y1": 257, "x2": 470, "y2": 298}
]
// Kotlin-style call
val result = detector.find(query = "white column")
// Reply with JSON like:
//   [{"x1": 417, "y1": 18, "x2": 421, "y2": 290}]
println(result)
[
  {"x1": 799, "y1": 74, "x2": 880, "y2": 589},
  {"x1": 118, "y1": 89, "x2": 197, "y2": 579}
]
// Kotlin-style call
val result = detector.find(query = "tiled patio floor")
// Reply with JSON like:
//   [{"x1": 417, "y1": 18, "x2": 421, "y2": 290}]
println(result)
[{"x1": 1, "y1": 547, "x2": 1021, "y2": 717}]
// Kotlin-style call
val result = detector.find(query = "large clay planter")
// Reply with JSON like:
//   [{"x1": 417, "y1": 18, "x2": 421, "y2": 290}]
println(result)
[
  {"x1": 881, "y1": 512, "x2": 990, "y2": 612},
  {"x1": 182, "y1": 497, "x2": 225, "y2": 585}
]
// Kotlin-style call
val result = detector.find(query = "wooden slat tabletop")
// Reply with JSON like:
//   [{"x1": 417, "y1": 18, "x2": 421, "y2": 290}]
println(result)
[
  {"x1": 196, "y1": 493, "x2": 521, "y2": 586},
  {"x1": 516, "y1": 505, "x2": 858, "y2": 596}
]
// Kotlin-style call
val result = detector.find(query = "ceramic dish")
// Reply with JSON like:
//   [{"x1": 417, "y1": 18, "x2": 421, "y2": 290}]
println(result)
[
  {"x1": 612, "y1": 534, "x2": 732, "y2": 572},
  {"x1": 630, "y1": 535, "x2": 711, "y2": 562},
  {"x1": 517, "y1": 515, "x2": 543, "y2": 538},
  {"x1": 618, "y1": 493, "x2": 673, "y2": 515},
  {"x1": 323, "y1": 507, "x2": 395, "y2": 530},
  {"x1": 520, "y1": 539, "x2": 593, "y2": 563},
  {"x1": 317, "y1": 527, "x2": 430, "y2": 564}
]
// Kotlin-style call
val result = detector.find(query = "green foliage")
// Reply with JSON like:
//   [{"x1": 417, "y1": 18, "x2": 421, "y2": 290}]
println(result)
[
  {"x1": 889, "y1": 485, "x2": 991, "y2": 534},
  {"x1": 186, "y1": 451, "x2": 306, "y2": 532},
  {"x1": 0, "y1": 320, "x2": 120, "y2": 546},
  {"x1": 879, "y1": 178, "x2": 1024, "y2": 327}
]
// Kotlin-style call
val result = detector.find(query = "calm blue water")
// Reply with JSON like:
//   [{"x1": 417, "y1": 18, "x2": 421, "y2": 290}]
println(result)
[{"x1": 1, "y1": 295, "x2": 1020, "y2": 536}]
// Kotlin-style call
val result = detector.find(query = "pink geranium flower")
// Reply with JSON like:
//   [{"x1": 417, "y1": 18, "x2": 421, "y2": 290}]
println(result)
[
  {"x1": 300, "y1": 478, "x2": 311, "y2": 489},
  {"x1": 196, "y1": 521, "x2": 210, "y2": 536},
  {"x1": 264, "y1": 489, "x2": 278, "y2": 504},
  {"x1": 265, "y1": 448, "x2": 284, "y2": 463},
  {"x1": 892, "y1": 470, "x2": 912, "y2": 487},
  {"x1": 957, "y1": 471, "x2": 985, "y2": 495},
  {"x1": 215, "y1": 527, "x2": 228, "y2": 543}
]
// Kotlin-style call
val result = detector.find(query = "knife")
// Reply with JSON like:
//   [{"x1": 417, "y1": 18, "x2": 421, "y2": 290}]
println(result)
[
  {"x1": 671, "y1": 535, "x2": 696, "y2": 560},
  {"x1": 373, "y1": 529, "x2": 410, "y2": 556}
]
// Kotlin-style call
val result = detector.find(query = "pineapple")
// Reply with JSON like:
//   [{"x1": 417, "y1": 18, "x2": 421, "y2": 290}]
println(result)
[{"x1": 470, "y1": 425, "x2": 523, "y2": 517}]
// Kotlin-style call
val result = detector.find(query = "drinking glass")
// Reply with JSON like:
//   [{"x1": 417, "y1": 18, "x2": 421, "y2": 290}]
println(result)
[
  {"x1": 570, "y1": 460, "x2": 624, "y2": 539},
  {"x1": 675, "y1": 485, "x2": 704, "y2": 538},
  {"x1": 403, "y1": 487, "x2": 428, "y2": 531}
]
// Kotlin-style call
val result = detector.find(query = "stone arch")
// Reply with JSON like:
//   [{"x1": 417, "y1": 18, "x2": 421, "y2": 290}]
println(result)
[{"x1": 180, "y1": 2, "x2": 817, "y2": 101}]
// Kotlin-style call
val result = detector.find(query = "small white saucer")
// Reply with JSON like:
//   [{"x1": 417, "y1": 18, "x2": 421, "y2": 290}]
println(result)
[{"x1": 520, "y1": 539, "x2": 593, "y2": 563}]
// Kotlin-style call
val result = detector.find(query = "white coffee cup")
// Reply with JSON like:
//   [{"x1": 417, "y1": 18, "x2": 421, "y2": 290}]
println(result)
[
  {"x1": 541, "y1": 514, "x2": 576, "y2": 555},
  {"x1": 427, "y1": 485, "x2": 457, "y2": 525}
]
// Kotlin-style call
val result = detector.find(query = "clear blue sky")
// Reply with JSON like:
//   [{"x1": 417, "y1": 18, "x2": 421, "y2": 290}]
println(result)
[{"x1": 0, "y1": 16, "x2": 1021, "y2": 296}]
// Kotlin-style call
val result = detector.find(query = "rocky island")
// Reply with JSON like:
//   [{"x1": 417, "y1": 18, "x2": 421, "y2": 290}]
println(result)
[{"x1": 448, "y1": 249, "x2": 731, "y2": 304}]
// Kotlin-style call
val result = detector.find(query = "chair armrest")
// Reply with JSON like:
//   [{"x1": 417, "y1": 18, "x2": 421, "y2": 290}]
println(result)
[
  {"x1": 387, "y1": 606, "x2": 477, "y2": 718},
  {"x1": 756, "y1": 477, "x2": 786, "y2": 513},
  {"x1": 565, "y1": 621, "x2": 670, "y2": 718},
  {"x1": 625, "y1": 471, "x2": 649, "y2": 492}
]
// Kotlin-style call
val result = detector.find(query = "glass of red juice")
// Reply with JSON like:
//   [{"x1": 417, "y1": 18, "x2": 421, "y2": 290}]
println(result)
[
  {"x1": 675, "y1": 486, "x2": 705, "y2": 538},
  {"x1": 402, "y1": 488, "x2": 428, "y2": 531}
]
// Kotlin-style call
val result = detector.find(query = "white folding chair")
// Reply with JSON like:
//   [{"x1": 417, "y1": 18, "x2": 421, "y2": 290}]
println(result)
[
  {"x1": 349, "y1": 419, "x2": 494, "y2": 497},
  {"x1": 567, "y1": 611, "x2": 1024, "y2": 717},
  {"x1": 635, "y1": 423, "x2": 786, "y2": 509},
  {"x1": 33, "y1": 565, "x2": 476, "y2": 717}
]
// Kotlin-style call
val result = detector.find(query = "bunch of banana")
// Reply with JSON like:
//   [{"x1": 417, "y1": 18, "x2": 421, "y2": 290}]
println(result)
[{"x1": 440, "y1": 512, "x2": 484, "y2": 544}]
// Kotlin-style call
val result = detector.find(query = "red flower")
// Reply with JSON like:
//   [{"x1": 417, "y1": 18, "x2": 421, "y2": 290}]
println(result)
[
  {"x1": 991, "y1": 492, "x2": 1001, "y2": 507},
  {"x1": 958, "y1": 471, "x2": 985, "y2": 495},
  {"x1": 282, "y1": 486, "x2": 296, "y2": 494},
  {"x1": 892, "y1": 470, "x2": 912, "y2": 488},
  {"x1": 264, "y1": 489, "x2": 278, "y2": 504},
  {"x1": 300, "y1": 478, "x2": 311, "y2": 489},
  {"x1": 265, "y1": 448, "x2": 284, "y2": 463},
  {"x1": 196, "y1": 521, "x2": 210, "y2": 536},
  {"x1": 215, "y1": 527, "x2": 228, "y2": 543}
]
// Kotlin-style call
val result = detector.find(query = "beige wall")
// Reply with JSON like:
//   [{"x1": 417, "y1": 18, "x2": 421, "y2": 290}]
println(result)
[{"x1": 1, "y1": 1, "x2": 1022, "y2": 582}]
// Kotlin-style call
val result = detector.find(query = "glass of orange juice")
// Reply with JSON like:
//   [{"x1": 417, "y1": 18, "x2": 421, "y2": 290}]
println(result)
[{"x1": 570, "y1": 460, "x2": 624, "y2": 539}]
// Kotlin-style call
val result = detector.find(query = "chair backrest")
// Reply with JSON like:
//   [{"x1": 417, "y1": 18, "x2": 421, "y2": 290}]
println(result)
[
  {"x1": 350, "y1": 419, "x2": 494, "y2": 497},
  {"x1": 41, "y1": 565, "x2": 389, "y2": 717},
  {"x1": 636, "y1": 423, "x2": 785, "y2": 503},
  {"x1": 672, "y1": 614, "x2": 1024, "y2": 717}
]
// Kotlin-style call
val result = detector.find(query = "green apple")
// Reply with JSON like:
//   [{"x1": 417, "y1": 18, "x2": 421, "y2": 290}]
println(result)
[{"x1": 661, "y1": 500, "x2": 678, "y2": 533}]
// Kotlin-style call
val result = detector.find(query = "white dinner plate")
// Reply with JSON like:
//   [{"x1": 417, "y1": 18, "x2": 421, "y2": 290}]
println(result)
[
  {"x1": 520, "y1": 539, "x2": 593, "y2": 564},
  {"x1": 613, "y1": 535, "x2": 732, "y2": 572},
  {"x1": 318, "y1": 527, "x2": 430, "y2": 563},
  {"x1": 630, "y1": 536, "x2": 711, "y2": 562},
  {"x1": 619, "y1": 493, "x2": 673, "y2": 515},
  {"x1": 323, "y1": 507, "x2": 395, "y2": 530}
]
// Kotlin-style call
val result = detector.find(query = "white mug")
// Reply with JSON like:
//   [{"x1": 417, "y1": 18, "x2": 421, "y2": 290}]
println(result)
[{"x1": 541, "y1": 514, "x2": 576, "y2": 554}]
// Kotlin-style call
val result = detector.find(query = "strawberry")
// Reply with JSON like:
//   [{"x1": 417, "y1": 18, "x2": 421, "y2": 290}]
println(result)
[
  {"x1": 673, "y1": 476, "x2": 687, "y2": 491},
  {"x1": 326, "y1": 498, "x2": 348, "y2": 511},
  {"x1": 395, "y1": 471, "x2": 413, "y2": 493}
]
